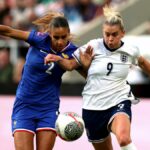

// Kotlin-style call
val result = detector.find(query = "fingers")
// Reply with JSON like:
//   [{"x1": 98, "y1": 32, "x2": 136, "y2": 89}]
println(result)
[
  {"x1": 79, "y1": 46, "x2": 94, "y2": 61},
  {"x1": 85, "y1": 45, "x2": 93, "y2": 56},
  {"x1": 44, "y1": 54, "x2": 62, "y2": 64},
  {"x1": 44, "y1": 54, "x2": 55, "y2": 64},
  {"x1": 44, "y1": 55, "x2": 49, "y2": 64}
]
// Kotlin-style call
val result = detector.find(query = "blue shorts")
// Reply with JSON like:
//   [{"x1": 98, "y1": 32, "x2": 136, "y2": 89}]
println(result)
[
  {"x1": 12, "y1": 110, "x2": 59, "y2": 135},
  {"x1": 82, "y1": 100, "x2": 132, "y2": 143}
]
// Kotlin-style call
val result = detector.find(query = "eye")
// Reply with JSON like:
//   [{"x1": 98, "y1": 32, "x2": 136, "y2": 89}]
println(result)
[
  {"x1": 105, "y1": 33, "x2": 110, "y2": 37},
  {"x1": 53, "y1": 35, "x2": 67, "y2": 40},
  {"x1": 61, "y1": 35, "x2": 67, "y2": 39},
  {"x1": 112, "y1": 32, "x2": 118, "y2": 37},
  {"x1": 53, "y1": 36, "x2": 59, "y2": 40}
]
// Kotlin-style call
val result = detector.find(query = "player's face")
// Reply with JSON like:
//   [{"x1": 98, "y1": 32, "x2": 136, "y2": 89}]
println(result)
[
  {"x1": 103, "y1": 24, "x2": 125, "y2": 49},
  {"x1": 50, "y1": 27, "x2": 70, "y2": 52}
]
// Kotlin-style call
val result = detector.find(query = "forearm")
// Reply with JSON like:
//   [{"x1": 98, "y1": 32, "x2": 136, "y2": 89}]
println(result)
[
  {"x1": 57, "y1": 58, "x2": 79, "y2": 71},
  {"x1": 44, "y1": 54, "x2": 79, "y2": 71},
  {"x1": 76, "y1": 67, "x2": 87, "y2": 79},
  {"x1": 0, "y1": 25, "x2": 12, "y2": 36},
  {"x1": 0, "y1": 25, "x2": 29, "y2": 40},
  {"x1": 138, "y1": 56, "x2": 150, "y2": 76},
  {"x1": 81, "y1": 61, "x2": 91, "y2": 72}
]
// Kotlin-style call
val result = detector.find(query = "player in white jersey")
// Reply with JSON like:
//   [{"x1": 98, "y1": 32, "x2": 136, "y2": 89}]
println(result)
[
  {"x1": 74, "y1": 38, "x2": 140, "y2": 111},
  {"x1": 44, "y1": 5, "x2": 150, "y2": 150}
]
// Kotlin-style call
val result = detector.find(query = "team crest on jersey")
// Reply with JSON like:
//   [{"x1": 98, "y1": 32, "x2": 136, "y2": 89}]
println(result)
[
  {"x1": 62, "y1": 53, "x2": 69, "y2": 59},
  {"x1": 37, "y1": 32, "x2": 44, "y2": 36},
  {"x1": 120, "y1": 53, "x2": 128, "y2": 63}
]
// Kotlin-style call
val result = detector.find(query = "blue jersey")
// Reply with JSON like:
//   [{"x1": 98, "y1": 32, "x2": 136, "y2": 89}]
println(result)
[{"x1": 13, "y1": 30, "x2": 77, "y2": 117}]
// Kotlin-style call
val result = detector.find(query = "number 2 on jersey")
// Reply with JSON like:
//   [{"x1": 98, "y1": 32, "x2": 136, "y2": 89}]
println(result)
[
  {"x1": 46, "y1": 62, "x2": 54, "y2": 75},
  {"x1": 107, "y1": 62, "x2": 113, "y2": 76}
]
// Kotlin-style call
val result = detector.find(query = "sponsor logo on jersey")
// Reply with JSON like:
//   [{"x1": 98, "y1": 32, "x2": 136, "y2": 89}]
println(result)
[
  {"x1": 40, "y1": 49, "x2": 48, "y2": 54},
  {"x1": 37, "y1": 32, "x2": 44, "y2": 36}
]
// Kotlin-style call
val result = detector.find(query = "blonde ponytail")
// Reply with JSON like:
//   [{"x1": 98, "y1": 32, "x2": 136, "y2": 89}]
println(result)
[{"x1": 103, "y1": 5, "x2": 124, "y2": 31}]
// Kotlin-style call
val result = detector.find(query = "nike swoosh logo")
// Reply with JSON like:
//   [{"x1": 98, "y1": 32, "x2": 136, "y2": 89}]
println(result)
[{"x1": 40, "y1": 49, "x2": 48, "y2": 54}]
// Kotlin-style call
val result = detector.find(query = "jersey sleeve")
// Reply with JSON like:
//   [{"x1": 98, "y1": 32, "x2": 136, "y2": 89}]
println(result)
[
  {"x1": 26, "y1": 30, "x2": 50, "y2": 47},
  {"x1": 132, "y1": 46, "x2": 141, "y2": 65},
  {"x1": 72, "y1": 44, "x2": 88, "y2": 65},
  {"x1": 72, "y1": 39, "x2": 98, "y2": 65}
]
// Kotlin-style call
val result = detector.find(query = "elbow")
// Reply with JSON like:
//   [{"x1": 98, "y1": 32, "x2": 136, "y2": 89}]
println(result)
[
  {"x1": 65, "y1": 66, "x2": 75, "y2": 71},
  {"x1": 59, "y1": 63, "x2": 75, "y2": 71},
  {"x1": 65, "y1": 63, "x2": 78, "y2": 71},
  {"x1": 66, "y1": 60, "x2": 78, "y2": 71}
]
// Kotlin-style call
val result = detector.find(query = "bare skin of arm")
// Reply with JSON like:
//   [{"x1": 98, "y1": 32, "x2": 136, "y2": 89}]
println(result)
[
  {"x1": 44, "y1": 55, "x2": 79, "y2": 71},
  {"x1": 0, "y1": 25, "x2": 30, "y2": 41},
  {"x1": 44, "y1": 45, "x2": 93, "y2": 72},
  {"x1": 44, "y1": 45, "x2": 93, "y2": 78},
  {"x1": 138, "y1": 56, "x2": 150, "y2": 76},
  {"x1": 76, "y1": 67, "x2": 88, "y2": 79}
]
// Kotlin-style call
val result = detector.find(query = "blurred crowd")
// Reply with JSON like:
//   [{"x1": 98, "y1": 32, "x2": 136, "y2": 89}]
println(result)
[{"x1": 0, "y1": 0, "x2": 128, "y2": 85}]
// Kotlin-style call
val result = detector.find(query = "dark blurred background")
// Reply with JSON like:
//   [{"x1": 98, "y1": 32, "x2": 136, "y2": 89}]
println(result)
[{"x1": 1, "y1": 0, "x2": 150, "y2": 97}]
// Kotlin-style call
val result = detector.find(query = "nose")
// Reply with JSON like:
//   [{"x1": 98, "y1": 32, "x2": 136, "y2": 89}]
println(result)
[
  {"x1": 108, "y1": 35, "x2": 114, "y2": 42},
  {"x1": 57, "y1": 39, "x2": 64, "y2": 46}
]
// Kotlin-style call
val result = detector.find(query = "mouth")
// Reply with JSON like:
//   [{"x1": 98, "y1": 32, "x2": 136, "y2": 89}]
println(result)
[
  {"x1": 58, "y1": 46, "x2": 63, "y2": 50},
  {"x1": 108, "y1": 43, "x2": 114, "y2": 48},
  {"x1": 55, "y1": 46, "x2": 64, "y2": 52}
]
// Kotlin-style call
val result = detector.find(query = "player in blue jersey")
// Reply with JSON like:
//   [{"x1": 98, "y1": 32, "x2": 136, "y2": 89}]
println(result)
[{"x1": 0, "y1": 12, "x2": 79, "y2": 150}]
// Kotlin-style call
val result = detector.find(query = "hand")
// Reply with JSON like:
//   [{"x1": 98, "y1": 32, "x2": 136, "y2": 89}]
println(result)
[
  {"x1": 80, "y1": 45, "x2": 94, "y2": 70},
  {"x1": 138, "y1": 56, "x2": 144, "y2": 65},
  {"x1": 44, "y1": 54, "x2": 62, "y2": 64}
]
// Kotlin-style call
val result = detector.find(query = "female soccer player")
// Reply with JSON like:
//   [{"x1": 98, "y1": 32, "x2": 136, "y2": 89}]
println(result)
[
  {"x1": 0, "y1": 12, "x2": 78, "y2": 150},
  {"x1": 44, "y1": 6, "x2": 150, "y2": 150}
]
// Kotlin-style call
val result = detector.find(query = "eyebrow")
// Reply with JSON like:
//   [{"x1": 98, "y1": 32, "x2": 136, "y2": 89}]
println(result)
[
  {"x1": 53, "y1": 35, "x2": 67, "y2": 39},
  {"x1": 105, "y1": 31, "x2": 118, "y2": 35}
]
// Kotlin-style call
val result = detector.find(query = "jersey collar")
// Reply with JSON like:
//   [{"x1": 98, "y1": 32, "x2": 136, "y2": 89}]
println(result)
[
  {"x1": 50, "y1": 42, "x2": 71, "y2": 54},
  {"x1": 103, "y1": 40, "x2": 124, "y2": 52}
]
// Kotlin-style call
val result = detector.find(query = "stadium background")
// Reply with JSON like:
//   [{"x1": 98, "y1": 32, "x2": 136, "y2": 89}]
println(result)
[{"x1": 0, "y1": 0, "x2": 150, "y2": 149}]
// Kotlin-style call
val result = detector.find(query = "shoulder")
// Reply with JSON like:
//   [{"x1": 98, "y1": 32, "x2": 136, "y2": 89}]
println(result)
[
  {"x1": 68, "y1": 42, "x2": 78, "y2": 50},
  {"x1": 87, "y1": 38, "x2": 103, "y2": 47},
  {"x1": 64, "y1": 42, "x2": 78, "y2": 52},
  {"x1": 62, "y1": 42, "x2": 78, "y2": 59},
  {"x1": 77, "y1": 38, "x2": 103, "y2": 52},
  {"x1": 27, "y1": 30, "x2": 51, "y2": 50},
  {"x1": 27, "y1": 30, "x2": 50, "y2": 42},
  {"x1": 119, "y1": 42, "x2": 140, "y2": 58}
]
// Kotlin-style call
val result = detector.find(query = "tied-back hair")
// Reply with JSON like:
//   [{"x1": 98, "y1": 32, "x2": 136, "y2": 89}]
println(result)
[
  {"x1": 103, "y1": 5, "x2": 125, "y2": 31},
  {"x1": 32, "y1": 11, "x2": 76, "y2": 41},
  {"x1": 32, "y1": 11, "x2": 69, "y2": 32}
]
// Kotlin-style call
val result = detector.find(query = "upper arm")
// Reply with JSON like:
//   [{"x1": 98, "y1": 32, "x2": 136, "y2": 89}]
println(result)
[{"x1": 138, "y1": 56, "x2": 150, "y2": 76}]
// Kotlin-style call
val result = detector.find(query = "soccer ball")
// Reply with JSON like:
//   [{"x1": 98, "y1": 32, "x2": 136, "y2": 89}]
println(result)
[{"x1": 55, "y1": 112, "x2": 85, "y2": 141}]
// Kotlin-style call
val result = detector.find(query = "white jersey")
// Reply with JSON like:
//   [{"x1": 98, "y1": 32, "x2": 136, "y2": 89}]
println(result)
[{"x1": 73, "y1": 38, "x2": 140, "y2": 110}]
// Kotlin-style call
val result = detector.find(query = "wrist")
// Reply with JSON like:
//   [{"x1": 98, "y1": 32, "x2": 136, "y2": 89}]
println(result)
[{"x1": 57, "y1": 56, "x2": 63, "y2": 62}]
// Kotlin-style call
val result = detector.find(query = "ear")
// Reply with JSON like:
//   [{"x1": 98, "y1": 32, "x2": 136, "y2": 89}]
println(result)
[
  {"x1": 48, "y1": 30, "x2": 52, "y2": 37},
  {"x1": 121, "y1": 30, "x2": 125, "y2": 38}
]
